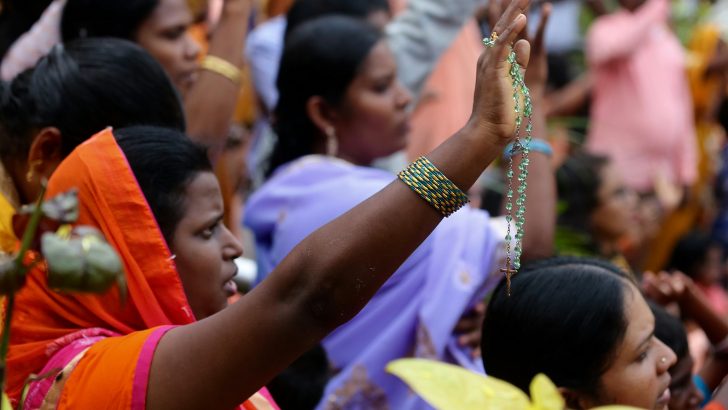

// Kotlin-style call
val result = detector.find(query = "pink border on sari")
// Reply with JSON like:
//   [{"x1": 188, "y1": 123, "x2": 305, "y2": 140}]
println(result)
[{"x1": 131, "y1": 325, "x2": 176, "y2": 410}]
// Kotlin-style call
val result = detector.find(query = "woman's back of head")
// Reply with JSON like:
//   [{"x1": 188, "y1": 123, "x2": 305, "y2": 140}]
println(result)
[
  {"x1": 114, "y1": 126, "x2": 210, "y2": 242},
  {"x1": 61, "y1": 0, "x2": 158, "y2": 41},
  {"x1": 481, "y1": 257, "x2": 632, "y2": 395},
  {"x1": 269, "y1": 15, "x2": 381, "y2": 175},
  {"x1": 0, "y1": 37, "x2": 184, "y2": 162},
  {"x1": 284, "y1": 0, "x2": 391, "y2": 39}
]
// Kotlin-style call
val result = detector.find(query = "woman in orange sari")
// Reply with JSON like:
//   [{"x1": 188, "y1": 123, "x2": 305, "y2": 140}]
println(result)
[{"x1": 6, "y1": 3, "x2": 532, "y2": 408}]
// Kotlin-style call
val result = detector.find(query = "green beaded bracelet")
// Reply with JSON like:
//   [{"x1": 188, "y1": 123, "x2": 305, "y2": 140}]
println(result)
[{"x1": 398, "y1": 157, "x2": 470, "y2": 217}]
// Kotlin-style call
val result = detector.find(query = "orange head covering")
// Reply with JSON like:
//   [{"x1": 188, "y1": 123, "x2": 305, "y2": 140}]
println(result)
[{"x1": 7, "y1": 129, "x2": 195, "y2": 399}]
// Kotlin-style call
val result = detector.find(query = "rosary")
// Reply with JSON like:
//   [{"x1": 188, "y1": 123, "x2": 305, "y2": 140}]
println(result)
[{"x1": 483, "y1": 32, "x2": 533, "y2": 296}]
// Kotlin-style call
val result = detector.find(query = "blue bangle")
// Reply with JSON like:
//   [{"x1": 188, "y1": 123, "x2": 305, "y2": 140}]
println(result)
[{"x1": 503, "y1": 139, "x2": 553, "y2": 160}]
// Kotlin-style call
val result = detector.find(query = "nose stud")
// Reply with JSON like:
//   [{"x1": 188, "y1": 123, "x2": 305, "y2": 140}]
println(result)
[{"x1": 660, "y1": 356, "x2": 668, "y2": 364}]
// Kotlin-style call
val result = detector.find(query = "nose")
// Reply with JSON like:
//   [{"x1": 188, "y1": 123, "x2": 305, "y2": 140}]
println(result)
[
  {"x1": 395, "y1": 81, "x2": 412, "y2": 110},
  {"x1": 222, "y1": 225, "x2": 244, "y2": 260},
  {"x1": 656, "y1": 341, "x2": 677, "y2": 373},
  {"x1": 184, "y1": 32, "x2": 202, "y2": 62}
]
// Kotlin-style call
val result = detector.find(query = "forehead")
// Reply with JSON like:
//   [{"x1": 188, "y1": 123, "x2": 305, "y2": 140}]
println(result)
[
  {"x1": 598, "y1": 163, "x2": 624, "y2": 192},
  {"x1": 357, "y1": 41, "x2": 396, "y2": 78},
  {"x1": 181, "y1": 172, "x2": 223, "y2": 215},
  {"x1": 145, "y1": 0, "x2": 193, "y2": 27},
  {"x1": 615, "y1": 285, "x2": 654, "y2": 356}
]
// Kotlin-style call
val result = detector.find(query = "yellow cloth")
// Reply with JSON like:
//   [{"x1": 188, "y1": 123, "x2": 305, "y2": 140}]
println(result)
[
  {"x1": 0, "y1": 161, "x2": 19, "y2": 254},
  {"x1": 0, "y1": 192, "x2": 17, "y2": 254}
]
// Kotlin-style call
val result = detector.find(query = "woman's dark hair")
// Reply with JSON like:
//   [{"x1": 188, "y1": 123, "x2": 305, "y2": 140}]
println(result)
[
  {"x1": 556, "y1": 152, "x2": 609, "y2": 232},
  {"x1": 266, "y1": 344, "x2": 330, "y2": 410},
  {"x1": 115, "y1": 126, "x2": 212, "y2": 243},
  {"x1": 268, "y1": 16, "x2": 382, "y2": 176},
  {"x1": 0, "y1": 38, "x2": 184, "y2": 163},
  {"x1": 650, "y1": 302, "x2": 688, "y2": 360},
  {"x1": 555, "y1": 152, "x2": 610, "y2": 255},
  {"x1": 284, "y1": 0, "x2": 390, "y2": 39},
  {"x1": 61, "y1": 0, "x2": 158, "y2": 41},
  {"x1": 668, "y1": 230, "x2": 719, "y2": 278},
  {"x1": 481, "y1": 257, "x2": 633, "y2": 396}
]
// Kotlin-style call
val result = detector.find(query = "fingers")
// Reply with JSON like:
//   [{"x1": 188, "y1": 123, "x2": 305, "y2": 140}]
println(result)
[
  {"x1": 458, "y1": 331, "x2": 481, "y2": 350},
  {"x1": 493, "y1": 14, "x2": 528, "y2": 61},
  {"x1": 513, "y1": 39, "x2": 531, "y2": 69},
  {"x1": 533, "y1": 3, "x2": 552, "y2": 50},
  {"x1": 492, "y1": 0, "x2": 530, "y2": 38}
]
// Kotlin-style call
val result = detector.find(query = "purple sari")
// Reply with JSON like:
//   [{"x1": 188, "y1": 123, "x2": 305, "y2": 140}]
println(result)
[{"x1": 245, "y1": 156, "x2": 505, "y2": 409}]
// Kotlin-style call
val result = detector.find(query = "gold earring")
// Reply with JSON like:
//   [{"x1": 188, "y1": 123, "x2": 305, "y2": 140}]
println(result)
[
  {"x1": 325, "y1": 127, "x2": 338, "y2": 157},
  {"x1": 25, "y1": 160, "x2": 43, "y2": 183}
]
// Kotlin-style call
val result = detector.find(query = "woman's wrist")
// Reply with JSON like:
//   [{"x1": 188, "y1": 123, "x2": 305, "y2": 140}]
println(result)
[
  {"x1": 221, "y1": 0, "x2": 252, "y2": 16},
  {"x1": 462, "y1": 117, "x2": 514, "y2": 150}
]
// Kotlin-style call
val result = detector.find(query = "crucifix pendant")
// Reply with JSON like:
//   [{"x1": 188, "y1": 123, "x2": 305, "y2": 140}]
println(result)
[{"x1": 500, "y1": 257, "x2": 516, "y2": 296}]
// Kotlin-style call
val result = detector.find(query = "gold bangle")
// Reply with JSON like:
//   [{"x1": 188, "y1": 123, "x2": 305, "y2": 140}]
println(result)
[{"x1": 200, "y1": 55, "x2": 241, "y2": 85}]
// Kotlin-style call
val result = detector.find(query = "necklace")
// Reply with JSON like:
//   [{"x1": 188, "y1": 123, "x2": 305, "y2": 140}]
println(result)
[{"x1": 483, "y1": 32, "x2": 533, "y2": 296}]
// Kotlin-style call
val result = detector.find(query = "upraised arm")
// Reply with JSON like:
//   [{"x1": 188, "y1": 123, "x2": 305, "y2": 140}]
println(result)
[
  {"x1": 148, "y1": 2, "x2": 532, "y2": 409},
  {"x1": 586, "y1": 0, "x2": 668, "y2": 66},
  {"x1": 184, "y1": 0, "x2": 252, "y2": 157}
]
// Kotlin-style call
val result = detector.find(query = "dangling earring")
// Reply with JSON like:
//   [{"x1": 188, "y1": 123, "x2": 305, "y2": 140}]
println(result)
[
  {"x1": 25, "y1": 160, "x2": 43, "y2": 183},
  {"x1": 325, "y1": 126, "x2": 338, "y2": 157}
]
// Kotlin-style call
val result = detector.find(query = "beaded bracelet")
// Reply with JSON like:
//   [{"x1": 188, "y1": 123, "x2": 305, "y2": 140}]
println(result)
[
  {"x1": 398, "y1": 157, "x2": 470, "y2": 217},
  {"x1": 503, "y1": 139, "x2": 553, "y2": 161}
]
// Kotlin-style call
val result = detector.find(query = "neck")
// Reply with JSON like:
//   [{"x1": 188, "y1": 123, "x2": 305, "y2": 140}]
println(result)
[
  {"x1": 335, "y1": 152, "x2": 371, "y2": 167},
  {"x1": 595, "y1": 236, "x2": 619, "y2": 258}
]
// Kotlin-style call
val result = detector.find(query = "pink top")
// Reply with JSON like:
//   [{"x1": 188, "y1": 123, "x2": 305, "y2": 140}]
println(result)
[
  {"x1": 0, "y1": 0, "x2": 65, "y2": 81},
  {"x1": 585, "y1": 0, "x2": 697, "y2": 192}
]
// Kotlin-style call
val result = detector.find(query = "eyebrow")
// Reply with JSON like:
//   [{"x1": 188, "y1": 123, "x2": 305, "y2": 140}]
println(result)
[{"x1": 636, "y1": 329, "x2": 655, "y2": 352}]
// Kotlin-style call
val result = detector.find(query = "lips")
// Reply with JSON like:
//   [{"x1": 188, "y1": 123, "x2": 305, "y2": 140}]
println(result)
[
  {"x1": 656, "y1": 387, "x2": 671, "y2": 408},
  {"x1": 223, "y1": 264, "x2": 239, "y2": 297}
]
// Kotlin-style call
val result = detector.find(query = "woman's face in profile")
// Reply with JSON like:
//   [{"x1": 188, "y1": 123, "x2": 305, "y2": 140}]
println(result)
[{"x1": 577, "y1": 285, "x2": 676, "y2": 410}]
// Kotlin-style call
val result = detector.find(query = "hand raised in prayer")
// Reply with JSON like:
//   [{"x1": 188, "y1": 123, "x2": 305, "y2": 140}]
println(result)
[
  {"x1": 469, "y1": 0, "x2": 531, "y2": 145},
  {"x1": 485, "y1": 0, "x2": 552, "y2": 97}
]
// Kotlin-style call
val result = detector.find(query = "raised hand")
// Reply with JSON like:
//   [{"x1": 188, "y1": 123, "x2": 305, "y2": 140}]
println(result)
[
  {"x1": 642, "y1": 271, "x2": 691, "y2": 305},
  {"x1": 469, "y1": 0, "x2": 531, "y2": 145}
]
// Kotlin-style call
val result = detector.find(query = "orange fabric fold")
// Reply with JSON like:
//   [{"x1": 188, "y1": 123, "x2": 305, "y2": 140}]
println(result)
[{"x1": 7, "y1": 128, "x2": 195, "y2": 401}]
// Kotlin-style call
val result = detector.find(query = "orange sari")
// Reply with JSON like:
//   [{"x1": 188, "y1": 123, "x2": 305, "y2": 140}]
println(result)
[{"x1": 6, "y1": 129, "x2": 276, "y2": 409}]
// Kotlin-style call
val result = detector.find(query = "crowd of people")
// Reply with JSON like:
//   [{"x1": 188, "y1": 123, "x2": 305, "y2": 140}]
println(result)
[{"x1": 2, "y1": 0, "x2": 728, "y2": 408}]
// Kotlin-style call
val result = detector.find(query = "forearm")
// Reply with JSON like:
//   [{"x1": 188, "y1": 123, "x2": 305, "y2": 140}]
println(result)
[
  {"x1": 586, "y1": 0, "x2": 667, "y2": 66},
  {"x1": 148, "y1": 123, "x2": 506, "y2": 410},
  {"x1": 681, "y1": 282, "x2": 728, "y2": 344},
  {"x1": 185, "y1": 1, "x2": 251, "y2": 154},
  {"x1": 512, "y1": 92, "x2": 555, "y2": 261}
]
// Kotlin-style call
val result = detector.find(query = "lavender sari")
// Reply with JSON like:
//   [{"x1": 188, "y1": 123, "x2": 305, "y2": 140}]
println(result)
[{"x1": 245, "y1": 156, "x2": 505, "y2": 409}]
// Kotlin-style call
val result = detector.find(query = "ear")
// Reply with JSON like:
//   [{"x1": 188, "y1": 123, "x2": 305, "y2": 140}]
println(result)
[
  {"x1": 305, "y1": 96, "x2": 339, "y2": 137},
  {"x1": 27, "y1": 127, "x2": 63, "y2": 180},
  {"x1": 558, "y1": 387, "x2": 590, "y2": 410}
]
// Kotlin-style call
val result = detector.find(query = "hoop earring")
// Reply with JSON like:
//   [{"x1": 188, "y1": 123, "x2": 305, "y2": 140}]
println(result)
[
  {"x1": 325, "y1": 126, "x2": 338, "y2": 157},
  {"x1": 26, "y1": 160, "x2": 43, "y2": 183}
]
